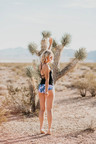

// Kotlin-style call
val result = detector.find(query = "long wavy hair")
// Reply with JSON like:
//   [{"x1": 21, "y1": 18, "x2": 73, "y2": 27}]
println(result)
[
  {"x1": 39, "y1": 50, "x2": 54, "y2": 72},
  {"x1": 40, "y1": 50, "x2": 54, "y2": 64}
]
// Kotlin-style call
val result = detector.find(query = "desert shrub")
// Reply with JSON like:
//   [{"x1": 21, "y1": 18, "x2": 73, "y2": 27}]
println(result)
[
  {"x1": 73, "y1": 79, "x2": 88, "y2": 97},
  {"x1": 25, "y1": 62, "x2": 40, "y2": 113},
  {"x1": 7, "y1": 85, "x2": 32, "y2": 115},
  {"x1": 28, "y1": 77, "x2": 39, "y2": 112},
  {"x1": 73, "y1": 72, "x2": 96, "y2": 97},
  {"x1": 88, "y1": 82, "x2": 96, "y2": 97},
  {"x1": 85, "y1": 72, "x2": 96, "y2": 97},
  {"x1": 26, "y1": 63, "x2": 40, "y2": 88},
  {"x1": 5, "y1": 61, "x2": 40, "y2": 116}
]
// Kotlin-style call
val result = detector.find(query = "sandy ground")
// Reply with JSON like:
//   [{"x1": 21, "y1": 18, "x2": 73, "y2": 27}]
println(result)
[{"x1": 0, "y1": 64, "x2": 96, "y2": 144}]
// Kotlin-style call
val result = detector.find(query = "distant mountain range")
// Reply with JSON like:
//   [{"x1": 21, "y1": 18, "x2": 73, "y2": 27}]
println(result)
[{"x1": 0, "y1": 47, "x2": 96, "y2": 62}]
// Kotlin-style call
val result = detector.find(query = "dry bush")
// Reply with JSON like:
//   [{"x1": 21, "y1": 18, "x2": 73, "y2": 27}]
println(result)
[
  {"x1": 73, "y1": 79, "x2": 88, "y2": 97},
  {"x1": 6, "y1": 73, "x2": 40, "y2": 116},
  {"x1": 28, "y1": 78, "x2": 38, "y2": 112},
  {"x1": 6, "y1": 85, "x2": 32, "y2": 115},
  {"x1": 25, "y1": 63, "x2": 40, "y2": 113},
  {"x1": 88, "y1": 82, "x2": 96, "y2": 97},
  {"x1": 2, "y1": 62, "x2": 40, "y2": 116},
  {"x1": 85, "y1": 72, "x2": 96, "y2": 97},
  {"x1": 73, "y1": 71, "x2": 96, "y2": 97}
]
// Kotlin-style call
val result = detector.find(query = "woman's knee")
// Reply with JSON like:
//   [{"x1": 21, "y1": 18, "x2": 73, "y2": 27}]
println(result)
[
  {"x1": 47, "y1": 107, "x2": 52, "y2": 113},
  {"x1": 40, "y1": 107, "x2": 45, "y2": 113}
]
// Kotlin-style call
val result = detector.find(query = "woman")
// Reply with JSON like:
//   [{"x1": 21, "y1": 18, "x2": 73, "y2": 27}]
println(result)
[{"x1": 38, "y1": 38, "x2": 55, "y2": 135}]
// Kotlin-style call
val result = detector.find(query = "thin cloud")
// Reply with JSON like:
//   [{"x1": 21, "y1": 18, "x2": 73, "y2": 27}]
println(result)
[
  {"x1": 13, "y1": 2, "x2": 24, "y2": 6},
  {"x1": 59, "y1": 0, "x2": 96, "y2": 8}
]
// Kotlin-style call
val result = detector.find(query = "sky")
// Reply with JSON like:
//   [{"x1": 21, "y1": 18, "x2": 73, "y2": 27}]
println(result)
[{"x1": 0, "y1": 0, "x2": 96, "y2": 52}]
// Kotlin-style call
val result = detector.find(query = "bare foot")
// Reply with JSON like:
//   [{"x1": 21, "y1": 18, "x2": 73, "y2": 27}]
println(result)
[
  {"x1": 40, "y1": 129, "x2": 45, "y2": 134},
  {"x1": 46, "y1": 129, "x2": 51, "y2": 135}
]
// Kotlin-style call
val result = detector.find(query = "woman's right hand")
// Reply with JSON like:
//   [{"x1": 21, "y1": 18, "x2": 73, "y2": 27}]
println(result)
[{"x1": 45, "y1": 91, "x2": 49, "y2": 97}]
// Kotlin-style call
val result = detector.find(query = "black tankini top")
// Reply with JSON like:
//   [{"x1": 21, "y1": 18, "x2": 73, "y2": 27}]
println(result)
[{"x1": 40, "y1": 63, "x2": 53, "y2": 85}]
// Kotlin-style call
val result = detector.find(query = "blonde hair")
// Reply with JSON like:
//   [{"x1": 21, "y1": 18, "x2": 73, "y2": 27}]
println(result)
[{"x1": 40, "y1": 50, "x2": 54, "y2": 64}]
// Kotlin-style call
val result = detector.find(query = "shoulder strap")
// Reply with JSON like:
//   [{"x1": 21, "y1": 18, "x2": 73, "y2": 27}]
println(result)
[
  {"x1": 41, "y1": 62, "x2": 42, "y2": 69},
  {"x1": 40, "y1": 63, "x2": 45, "y2": 77},
  {"x1": 40, "y1": 62, "x2": 42, "y2": 72}
]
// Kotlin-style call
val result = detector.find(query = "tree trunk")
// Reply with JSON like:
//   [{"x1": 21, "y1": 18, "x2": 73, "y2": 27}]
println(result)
[
  {"x1": 52, "y1": 45, "x2": 64, "y2": 70},
  {"x1": 28, "y1": 77, "x2": 37, "y2": 112}
]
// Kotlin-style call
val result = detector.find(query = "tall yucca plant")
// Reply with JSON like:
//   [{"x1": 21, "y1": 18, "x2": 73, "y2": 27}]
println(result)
[{"x1": 28, "y1": 31, "x2": 87, "y2": 84}]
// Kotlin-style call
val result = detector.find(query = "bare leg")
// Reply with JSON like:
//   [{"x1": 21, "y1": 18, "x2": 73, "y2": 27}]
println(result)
[
  {"x1": 46, "y1": 90, "x2": 54, "y2": 134},
  {"x1": 39, "y1": 92, "x2": 45, "y2": 134},
  {"x1": 47, "y1": 110, "x2": 53, "y2": 134}
]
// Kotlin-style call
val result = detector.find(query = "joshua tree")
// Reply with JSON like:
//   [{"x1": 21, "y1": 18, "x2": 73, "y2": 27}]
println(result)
[
  {"x1": 26, "y1": 31, "x2": 87, "y2": 113},
  {"x1": 28, "y1": 31, "x2": 87, "y2": 84}
]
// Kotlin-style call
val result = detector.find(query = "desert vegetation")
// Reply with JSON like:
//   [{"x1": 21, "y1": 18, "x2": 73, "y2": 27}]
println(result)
[
  {"x1": 27, "y1": 31, "x2": 87, "y2": 112},
  {"x1": 0, "y1": 62, "x2": 96, "y2": 143}
]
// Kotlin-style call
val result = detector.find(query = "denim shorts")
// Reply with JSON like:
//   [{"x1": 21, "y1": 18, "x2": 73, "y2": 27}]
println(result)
[{"x1": 38, "y1": 84, "x2": 53, "y2": 93}]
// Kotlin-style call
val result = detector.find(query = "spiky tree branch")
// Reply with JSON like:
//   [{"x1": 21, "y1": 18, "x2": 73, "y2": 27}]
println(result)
[
  {"x1": 61, "y1": 33, "x2": 71, "y2": 46},
  {"x1": 53, "y1": 58, "x2": 78, "y2": 83},
  {"x1": 53, "y1": 48, "x2": 87, "y2": 83},
  {"x1": 74, "y1": 48, "x2": 87, "y2": 60},
  {"x1": 52, "y1": 39, "x2": 58, "y2": 48},
  {"x1": 28, "y1": 43, "x2": 38, "y2": 55},
  {"x1": 52, "y1": 34, "x2": 71, "y2": 71},
  {"x1": 42, "y1": 31, "x2": 51, "y2": 39},
  {"x1": 28, "y1": 31, "x2": 51, "y2": 56}
]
